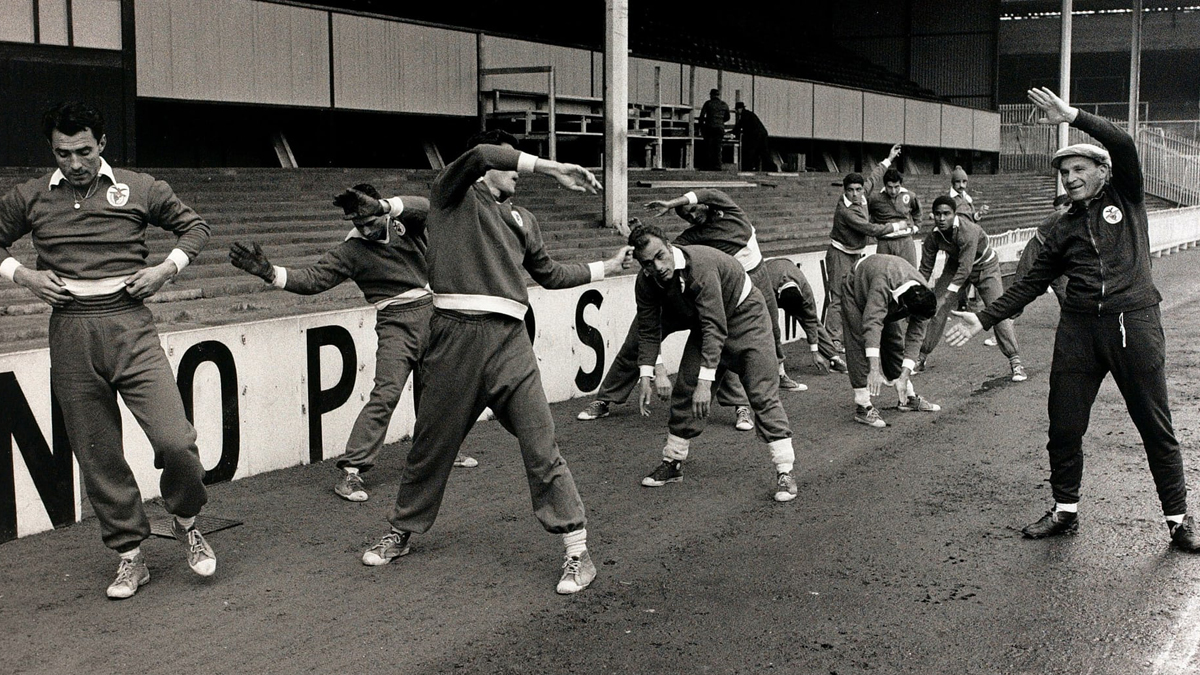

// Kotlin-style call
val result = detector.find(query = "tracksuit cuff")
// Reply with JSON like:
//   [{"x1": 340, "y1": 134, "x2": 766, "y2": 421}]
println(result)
[
  {"x1": 698, "y1": 366, "x2": 717, "y2": 381},
  {"x1": 902, "y1": 358, "x2": 917, "y2": 372},
  {"x1": 271, "y1": 266, "x2": 288, "y2": 288},
  {"x1": 684, "y1": 191, "x2": 699, "y2": 205},
  {"x1": 588, "y1": 261, "x2": 605, "y2": 282},
  {"x1": 166, "y1": 248, "x2": 191, "y2": 274},
  {"x1": 810, "y1": 343, "x2": 820, "y2": 352},
  {"x1": 639, "y1": 365, "x2": 656, "y2": 378},
  {"x1": 865, "y1": 347, "x2": 881, "y2": 358},
  {"x1": 946, "y1": 283, "x2": 961, "y2": 294},
  {"x1": 517, "y1": 152, "x2": 539, "y2": 173},
  {"x1": 881, "y1": 157, "x2": 892, "y2": 168},
  {"x1": 0, "y1": 257, "x2": 23, "y2": 282}
]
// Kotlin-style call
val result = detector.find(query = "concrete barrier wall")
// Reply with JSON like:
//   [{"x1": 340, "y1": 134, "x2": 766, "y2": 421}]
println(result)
[{"x1": 5, "y1": 209, "x2": 1200, "y2": 542}]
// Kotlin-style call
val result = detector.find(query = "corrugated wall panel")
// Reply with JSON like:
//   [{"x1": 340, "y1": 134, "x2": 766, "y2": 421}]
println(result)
[
  {"x1": 941, "y1": 104, "x2": 974, "y2": 149},
  {"x1": 135, "y1": 0, "x2": 329, "y2": 107},
  {"x1": 904, "y1": 99, "x2": 941, "y2": 147},
  {"x1": 630, "y1": 58, "x2": 683, "y2": 105},
  {"x1": 910, "y1": 36, "x2": 993, "y2": 109},
  {"x1": 333, "y1": 14, "x2": 475, "y2": 116},
  {"x1": 973, "y1": 109, "x2": 1001, "y2": 152},
  {"x1": 481, "y1": 36, "x2": 594, "y2": 99},
  {"x1": 813, "y1": 85, "x2": 862, "y2": 141},
  {"x1": 693, "y1": 67, "x2": 720, "y2": 106},
  {"x1": 722, "y1": 71, "x2": 753, "y2": 108},
  {"x1": 862, "y1": 92, "x2": 905, "y2": 144},
  {"x1": 752, "y1": 77, "x2": 812, "y2": 139}
]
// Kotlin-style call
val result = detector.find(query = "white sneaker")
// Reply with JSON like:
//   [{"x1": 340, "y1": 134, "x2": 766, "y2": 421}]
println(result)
[
  {"x1": 984, "y1": 337, "x2": 998, "y2": 347},
  {"x1": 734, "y1": 406, "x2": 754, "y2": 431},
  {"x1": 106, "y1": 553, "x2": 150, "y2": 599},
  {"x1": 453, "y1": 455, "x2": 479, "y2": 468},
  {"x1": 556, "y1": 550, "x2": 596, "y2": 594}
]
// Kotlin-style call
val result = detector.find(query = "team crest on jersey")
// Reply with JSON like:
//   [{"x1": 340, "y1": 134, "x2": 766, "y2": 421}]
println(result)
[
  {"x1": 511, "y1": 209, "x2": 524, "y2": 228},
  {"x1": 106, "y1": 183, "x2": 130, "y2": 207},
  {"x1": 901, "y1": 193, "x2": 910, "y2": 205},
  {"x1": 1103, "y1": 205, "x2": 1123, "y2": 224}
]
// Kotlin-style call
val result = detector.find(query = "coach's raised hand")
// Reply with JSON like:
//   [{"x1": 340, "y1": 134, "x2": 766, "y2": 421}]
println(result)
[
  {"x1": 229, "y1": 241, "x2": 275, "y2": 282},
  {"x1": 1027, "y1": 87, "x2": 1077, "y2": 126}
]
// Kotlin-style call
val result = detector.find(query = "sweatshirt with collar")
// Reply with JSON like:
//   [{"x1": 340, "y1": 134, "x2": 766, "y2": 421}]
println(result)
[
  {"x1": 763, "y1": 257, "x2": 821, "y2": 350},
  {"x1": 426, "y1": 145, "x2": 604, "y2": 320},
  {"x1": 844, "y1": 254, "x2": 930, "y2": 364},
  {"x1": 979, "y1": 110, "x2": 1160, "y2": 330},
  {"x1": 671, "y1": 189, "x2": 763, "y2": 272},
  {"x1": 918, "y1": 215, "x2": 997, "y2": 295}
]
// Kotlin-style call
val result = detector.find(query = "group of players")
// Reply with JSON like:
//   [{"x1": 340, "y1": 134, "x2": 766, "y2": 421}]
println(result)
[{"x1": 3, "y1": 86, "x2": 1198, "y2": 603}]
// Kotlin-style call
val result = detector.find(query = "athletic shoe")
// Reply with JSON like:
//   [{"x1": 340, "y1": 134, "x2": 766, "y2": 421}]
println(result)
[
  {"x1": 171, "y1": 519, "x2": 216, "y2": 577},
  {"x1": 334, "y1": 470, "x2": 368, "y2": 502},
  {"x1": 106, "y1": 553, "x2": 150, "y2": 600},
  {"x1": 641, "y1": 459, "x2": 683, "y2": 487},
  {"x1": 778, "y1": 373, "x2": 808, "y2": 392},
  {"x1": 1011, "y1": 365, "x2": 1028, "y2": 382},
  {"x1": 1169, "y1": 517, "x2": 1200, "y2": 552},
  {"x1": 897, "y1": 395, "x2": 941, "y2": 412},
  {"x1": 734, "y1": 406, "x2": 754, "y2": 431},
  {"x1": 913, "y1": 353, "x2": 927, "y2": 373},
  {"x1": 1022, "y1": 510, "x2": 1078, "y2": 539},
  {"x1": 832, "y1": 339, "x2": 845, "y2": 354},
  {"x1": 362, "y1": 530, "x2": 411, "y2": 566},
  {"x1": 453, "y1": 455, "x2": 479, "y2": 468},
  {"x1": 556, "y1": 550, "x2": 597, "y2": 594},
  {"x1": 829, "y1": 356, "x2": 848, "y2": 373},
  {"x1": 854, "y1": 404, "x2": 886, "y2": 428},
  {"x1": 577, "y1": 400, "x2": 610, "y2": 421},
  {"x1": 984, "y1": 337, "x2": 998, "y2": 347},
  {"x1": 774, "y1": 472, "x2": 798, "y2": 502}
]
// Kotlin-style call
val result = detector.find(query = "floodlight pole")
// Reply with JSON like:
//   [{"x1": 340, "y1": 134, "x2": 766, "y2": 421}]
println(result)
[
  {"x1": 1057, "y1": 0, "x2": 1073, "y2": 195},
  {"x1": 1128, "y1": 0, "x2": 1143, "y2": 138},
  {"x1": 604, "y1": 0, "x2": 629, "y2": 233}
]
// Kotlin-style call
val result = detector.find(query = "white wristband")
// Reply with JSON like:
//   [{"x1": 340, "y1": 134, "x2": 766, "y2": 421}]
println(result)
[
  {"x1": 588, "y1": 261, "x2": 605, "y2": 283},
  {"x1": 639, "y1": 365, "x2": 655, "y2": 378},
  {"x1": 684, "y1": 191, "x2": 699, "y2": 205},
  {"x1": 0, "y1": 257, "x2": 23, "y2": 282},
  {"x1": 271, "y1": 266, "x2": 288, "y2": 289},
  {"x1": 166, "y1": 248, "x2": 191, "y2": 274},
  {"x1": 902, "y1": 358, "x2": 917, "y2": 372},
  {"x1": 698, "y1": 366, "x2": 717, "y2": 381}
]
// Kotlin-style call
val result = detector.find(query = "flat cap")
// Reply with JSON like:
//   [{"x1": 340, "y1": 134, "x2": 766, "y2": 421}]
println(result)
[{"x1": 1051, "y1": 143, "x2": 1111, "y2": 169}]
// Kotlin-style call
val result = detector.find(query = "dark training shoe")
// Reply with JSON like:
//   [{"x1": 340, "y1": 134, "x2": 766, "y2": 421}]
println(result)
[
  {"x1": 641, "y1": 459, "x2": 683, "y2": 487},
  {"x1": 1169, "y1": 517, "x2": 1200, "y2": 552},
  {"x1": 1022, "y1": 510, "x2": 1078, "y2": 539}
]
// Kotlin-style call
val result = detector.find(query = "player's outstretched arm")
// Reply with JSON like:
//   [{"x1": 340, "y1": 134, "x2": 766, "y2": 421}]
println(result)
[
  {"x1": 536, "y1": 160, "x2": 602, "y2": 194},
  {"x1": 945, "y1": 310, "x2": 984, "y2": 346},
  {"x1": 229, "y1": 241, "x2": 275, "y2": 282}
]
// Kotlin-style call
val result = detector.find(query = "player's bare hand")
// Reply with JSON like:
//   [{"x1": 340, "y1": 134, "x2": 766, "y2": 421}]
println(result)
[
  {"x1": 888, "y1": 144, "x2": 902, "y2": 162},
  {"x1": 978, "y1": 204, "x2": 991, "y2": 216},
  {"x1": 1027, "y1": 87, "x2": 1078, "y2": 125},
  {"x1": 893, "y1": 369, "x2": 912, "y2": 401},
  {"x1": 867, "y1": 364, "x2": 886, "y2": 397},
  {"x1": 545, "y1": 162, "x2": 602, "y2": 194},
  {"x1": 603, "y1": 246, "x2": 634, "y2": 275},
  {"x1": 692, "y1": 378, "x2": 712, "y2": 419},
  {"x1": 638, "y1": 376, "x2": 655, "y2": 416},
  {"x1": 644, "y1": 200, "x2": 673, "y2": 218},
  {"x1": 13, "y1": 267, "x2": 71, "y2": 308},
  {"x1": 946, "y1": 310, "x2": 984, "y2": 347},
  {"x1": 811, "y1": 351, "x2": 830, "y2": 374},
  {"x1": 654, "y1": 363, "x2": 672, "y2": 400},
  {"x1": 230, "y1": 242, "x2": 274, "y2": 280},
  {"x1": 332, "y1": 187, "x2": 384, "y2": 220},
  {"x1": 123, "y1": 261, "x2": 175, "y2": 299}
]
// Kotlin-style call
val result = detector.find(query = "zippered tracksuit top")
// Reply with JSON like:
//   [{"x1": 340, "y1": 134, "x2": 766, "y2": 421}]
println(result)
[
  {"x1": 917, "y1": 216, "x2": 1019, "y2": 360},
  {"x1": 388, "y1": 144, "x2": 603, "y2": 535},
  {"x1": 0, "y1": 160, "x2": 210, "y2": 552},
  {"x1": 634, "y1": 244, "x2": 794, "y2": 467},
  {"x1": 269, "y1": 197, "x2": 432, "y2": 473},
  {"x1": 977, "y1": 111, "x2": 1185, "y2": 515},
  {"x1": 1013, "y1": 209, "x2": 1068, "y2": 304},
  {"x1": 841, "y1": 254, "x2": 930, "y2": 390}
]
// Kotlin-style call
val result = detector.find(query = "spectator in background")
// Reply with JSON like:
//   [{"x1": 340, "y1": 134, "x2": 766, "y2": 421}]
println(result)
[
  {"x1": 733, "y1": 102, "x2": 774, "y2": 172},
  {"x1": 697, "y1": 89, "x2": 730, "y2": 171},
  {"x1": 948, "y1": 165, "x2": 991, "y2": 224}
]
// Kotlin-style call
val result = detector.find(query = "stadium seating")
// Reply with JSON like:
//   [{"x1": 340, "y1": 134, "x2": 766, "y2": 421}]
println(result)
[{"x1": 0, "y1": 166, "x2": 1172, "y2": 353}]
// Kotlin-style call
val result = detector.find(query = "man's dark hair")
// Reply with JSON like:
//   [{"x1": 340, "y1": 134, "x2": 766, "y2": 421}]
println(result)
[
  {"x1": 628, "y1": 223, "x2": 668, "y2": 250},
  {"x1": 42, "y1": 102, "x2": 105, "y2": 141},
  {"x1": 351, "y1": 183, "x2": 380, "y2": 199},
  {"x1": 931, "y1": 195, "x2": 957, "y2": 212},
  {"x1": 901, "y1": 285, "x2": 937, "y2": 319},
  {"x1": 466, "y1": 129, "x2": 520, "y2": 150},
  {"x1": 843, "y1": 173, "x2": 865, "y2": 189},
  {"x1": 882, "y1": 168, "x2": 903, "y2": 185},
  {"x1": 710, "y1": 89, "x2": 720, "y2": 97},
  {"x1": 1052, "y1": 194, "x2": 1071, "y2": 208}
]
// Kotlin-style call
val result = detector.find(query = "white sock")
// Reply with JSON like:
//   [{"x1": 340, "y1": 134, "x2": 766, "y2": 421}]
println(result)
[
  {"x1": 344, "y1": 467, "x2": 359, "y2": 475},
  {"x1": 905, "y1": 380, "x2": 916, "y2": 398},
  {"x1": 778, "y1": 362, "x2": 787, "y2": 376},
  {"x1": 1166, "y1": 514, "x2": 1186, "y2": 524},
  {"x1": 853, "y1": 388, "x2": 871, "y2": 407},
  {"x1": 664, "y1": 433, "x2": 690, "y2": 461},
  {"x1": 1055, "y1": 502, "x2": 1078, "y2": 513},
  {"x1": 563, "y1": 529, "x2": 587, "y2": 558},
  {"x1": 119, "y1": 547, "x2": 141, "y2": 561},
  {"x1": 768, "y1": 438, "x2": 795, "y2": 474},
  {"x1": 175, "y1": 516, "x2": 196, "y2": 529}
]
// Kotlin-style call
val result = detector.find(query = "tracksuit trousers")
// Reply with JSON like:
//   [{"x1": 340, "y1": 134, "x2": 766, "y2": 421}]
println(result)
[
  {"x1": 841, "y1": 300, "x2": 907, "y2": 390},
  {"x1": 1047, "y1": 306, "x2": 1187, "y2": 515},
  {"x1": 389, "y1": 309, "x2": 586, "y2": 535},
  {"x1": 823, "y1": 245, "x2": 863, "y2": 344},
  {"x1": 49, "y1": 292, "x2": 207, "y2": 553},
  {"x1": 876, "y1": 236, "x2": 918, "y2": 268},
  {"x1": 921, "y1": 258, "x2": 1019, "y2": 359},
  {"x1": 337, "y1": 299, "x2": 432, "y2": 473},
  {"x1": 666, "y1": 289, "x2": 792, "y2": 445}
]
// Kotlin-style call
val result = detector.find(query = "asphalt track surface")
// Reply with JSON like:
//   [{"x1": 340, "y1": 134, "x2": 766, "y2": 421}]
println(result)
[{"x1": 5, "y1": 250, "x2": 1200, "y2": 675}]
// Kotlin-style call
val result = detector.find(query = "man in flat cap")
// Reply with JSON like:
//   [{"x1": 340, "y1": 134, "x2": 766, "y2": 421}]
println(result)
[{"x1": 946, "y1": 88, "x2": 1200, "y2": 552}]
